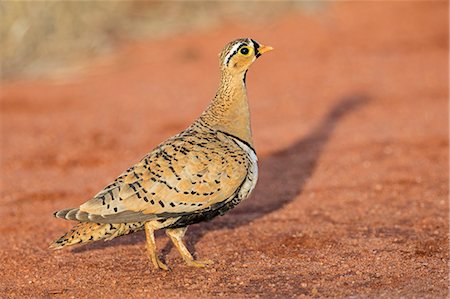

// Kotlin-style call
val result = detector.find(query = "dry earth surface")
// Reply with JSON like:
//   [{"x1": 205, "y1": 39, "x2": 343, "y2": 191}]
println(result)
[{"x1": 1, "y1": 2, "x2": 448, "y2": 298}]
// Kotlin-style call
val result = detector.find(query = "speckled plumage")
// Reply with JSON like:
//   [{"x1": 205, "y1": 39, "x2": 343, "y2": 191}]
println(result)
[{"x1": 51, "y1": 38, "x2": 272, "y2": 269}]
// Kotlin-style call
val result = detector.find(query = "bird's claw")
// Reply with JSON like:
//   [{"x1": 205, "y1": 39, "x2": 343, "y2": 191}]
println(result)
[
  {"x1": 151, "y1": 257, "x2": 169, "y2": 271},
  {"x1": 185, "y1": 259, "x2": 214, "y2": 268}
]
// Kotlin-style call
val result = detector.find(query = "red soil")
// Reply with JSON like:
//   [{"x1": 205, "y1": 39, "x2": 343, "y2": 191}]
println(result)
[{"x1": 0, "y1": 2, "x2": 448, "y2": 298}]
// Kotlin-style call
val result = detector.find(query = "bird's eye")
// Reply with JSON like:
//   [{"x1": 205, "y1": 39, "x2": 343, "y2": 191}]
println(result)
[{"x1": 239, "y1": 47, "x2": 250, "y2": 56}]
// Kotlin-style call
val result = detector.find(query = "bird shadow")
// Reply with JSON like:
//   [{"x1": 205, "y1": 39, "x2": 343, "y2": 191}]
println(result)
[
  {"x1": 179, "y1": 94, "x2": 370, "y2": 256},
  {"x1": 72, "y1": 95, "x2": 369, "y2": 257}
]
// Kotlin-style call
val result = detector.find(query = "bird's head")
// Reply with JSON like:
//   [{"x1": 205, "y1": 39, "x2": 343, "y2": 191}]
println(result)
[{"x1": 219, "y1": 38, "x2": 273, "y2": 75}]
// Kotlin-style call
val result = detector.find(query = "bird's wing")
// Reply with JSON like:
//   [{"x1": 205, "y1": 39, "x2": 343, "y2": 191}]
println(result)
[{"x1": 73, "y1": 130, "x2": 251, "y2": 223}]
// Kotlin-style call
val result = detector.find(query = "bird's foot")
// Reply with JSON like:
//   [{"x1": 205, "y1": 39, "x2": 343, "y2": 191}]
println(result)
[
  {"x1": 185, "y1": 259, "x2": 214, "y2": 268},
  {"x1": 145, "y1": 223, "x2": 169, "y2": 271},
  {"x1": 166, "y1": 227, "x2": 213, "y2": 269},
  {"x1": 151, "y1": 256, "x2": 169, "y2": 271}
]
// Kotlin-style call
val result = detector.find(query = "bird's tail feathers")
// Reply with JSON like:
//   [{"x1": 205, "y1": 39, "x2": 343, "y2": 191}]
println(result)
[{"x1": 49, "y1": 221, "x2": 144, "y2": 250}]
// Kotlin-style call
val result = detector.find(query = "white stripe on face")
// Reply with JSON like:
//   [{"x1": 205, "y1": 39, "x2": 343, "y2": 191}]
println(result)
[
  {"x1": 248, "y1": 39, "x2": 254, "y2": 49},
  {"x1": 247, "y1": 39, "x2": 257, "y2": 62},
  {"x1": 223, "y1": 42, "x2": 243, "y2": 66}
]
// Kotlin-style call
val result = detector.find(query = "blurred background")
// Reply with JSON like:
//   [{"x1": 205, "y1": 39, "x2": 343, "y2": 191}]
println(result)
[
  {"x1": 1, "y1": 1, "x2": 322, "y2": 80},
  {"x1": 0, "y1": 1, "x2": 448, "y2": 298}
]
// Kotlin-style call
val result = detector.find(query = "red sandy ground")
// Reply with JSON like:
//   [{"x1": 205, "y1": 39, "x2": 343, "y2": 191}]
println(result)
[{"x1": 0, "y1": 2, "x2": 448, "y2": 298}]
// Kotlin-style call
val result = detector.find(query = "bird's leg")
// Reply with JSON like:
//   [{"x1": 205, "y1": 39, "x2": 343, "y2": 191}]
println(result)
[
  {"x1": 144, "y1": 223, "x2": 169, "y2": 271},
  {"x1": 166, "y1": 227, "x2": 213, "y2": 268}
]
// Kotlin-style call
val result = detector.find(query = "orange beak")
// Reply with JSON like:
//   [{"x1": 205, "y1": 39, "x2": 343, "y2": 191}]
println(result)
[{"x1": 258, "y1": 44, "x2": 274, "y2": 55}]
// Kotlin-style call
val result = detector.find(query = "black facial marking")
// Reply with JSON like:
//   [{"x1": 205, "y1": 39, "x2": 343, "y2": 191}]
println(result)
[{"x1": 251, "y1": 39, "x2": 261, "y2": 58}]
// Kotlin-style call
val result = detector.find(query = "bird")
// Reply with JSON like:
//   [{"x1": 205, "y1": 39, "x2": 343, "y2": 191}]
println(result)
[{"x1": 50, "y1": 38, "x2": 273, "y2": 270}]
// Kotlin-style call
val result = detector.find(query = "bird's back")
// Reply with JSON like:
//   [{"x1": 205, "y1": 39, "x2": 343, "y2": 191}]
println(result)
[{"x1": 55, "y1": 121, "x2": 257, "y2": 227}]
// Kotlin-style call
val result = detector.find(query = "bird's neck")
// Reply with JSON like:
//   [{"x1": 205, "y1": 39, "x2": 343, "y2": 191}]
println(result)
[{"x1": 199, "y1": 71, "x2": 253, "y2": 146}]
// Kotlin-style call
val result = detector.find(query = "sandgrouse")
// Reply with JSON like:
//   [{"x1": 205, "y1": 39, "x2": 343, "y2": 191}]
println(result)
[{"x1": 51, "y1": 38, "x2": 273, "y2": 270}]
